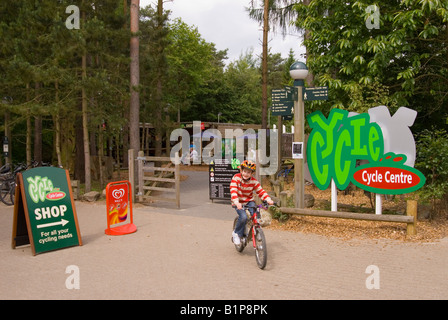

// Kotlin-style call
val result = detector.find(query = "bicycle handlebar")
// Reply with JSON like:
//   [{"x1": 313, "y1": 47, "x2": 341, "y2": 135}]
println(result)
[{"x1": 241, "y1": 201, "x2": 278, "y2": 210}]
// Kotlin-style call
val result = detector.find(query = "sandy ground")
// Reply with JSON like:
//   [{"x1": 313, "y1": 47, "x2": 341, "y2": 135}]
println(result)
[{"x1": 1, "y1": 171, "x2": 447, "y2": 300}]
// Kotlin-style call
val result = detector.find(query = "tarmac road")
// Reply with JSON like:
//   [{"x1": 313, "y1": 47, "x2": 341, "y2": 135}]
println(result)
[{"x1": 1, "y1": 170, "x2": 447, "y2": 300}]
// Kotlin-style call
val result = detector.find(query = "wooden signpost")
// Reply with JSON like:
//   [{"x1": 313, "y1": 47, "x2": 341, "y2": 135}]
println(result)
[{"x1": 11, "y1": 167, "x2": 82, "y2": 255}]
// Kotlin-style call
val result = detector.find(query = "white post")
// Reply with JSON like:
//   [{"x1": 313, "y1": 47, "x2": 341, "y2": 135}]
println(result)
[
  {"x1": 331, "y1": 179, "x2": 337, "y2": 212},
  {"x1": 138, "y1": 150, "x2": 144, "y2": 203},
  {"x1": 375, "y1": 194, "x2": 382, "y2": 215}
]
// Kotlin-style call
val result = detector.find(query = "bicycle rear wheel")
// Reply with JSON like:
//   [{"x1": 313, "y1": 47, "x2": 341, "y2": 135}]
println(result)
[
  {"x1": 0, "y1": 181, "x2": 14, "y2": 206},
  {"x1": 254, "y1": 227, "x2": 267, "y2": 269}
]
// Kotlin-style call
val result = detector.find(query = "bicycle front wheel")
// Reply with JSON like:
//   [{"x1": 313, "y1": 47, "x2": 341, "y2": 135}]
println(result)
[
  {"x1": 254, "y1": 227, "x2": 267, "y2": 269},
  {"x1": 232, "y1": 217, "x2": 245, "y2": 252}
]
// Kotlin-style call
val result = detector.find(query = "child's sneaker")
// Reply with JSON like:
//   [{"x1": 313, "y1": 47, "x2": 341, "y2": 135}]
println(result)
[{"x1": 232, "y1": 231, "x2": 241, "y2": 245}]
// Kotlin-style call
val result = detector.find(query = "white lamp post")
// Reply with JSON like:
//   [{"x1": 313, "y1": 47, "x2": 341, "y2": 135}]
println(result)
[{"x1": 289, "y1": 62, "x2": 308, "y2": 208}]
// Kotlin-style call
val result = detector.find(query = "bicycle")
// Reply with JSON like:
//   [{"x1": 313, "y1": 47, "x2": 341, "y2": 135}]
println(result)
[
  {"x1": 277, "y1": 163, "x2": 294, "y2": 180},
  {"x1": 0, "y1": 162, "x2": 28, "y2": 206},
  {"x1": 231, "y1": 201, "x2": 276, "y2": 269}
]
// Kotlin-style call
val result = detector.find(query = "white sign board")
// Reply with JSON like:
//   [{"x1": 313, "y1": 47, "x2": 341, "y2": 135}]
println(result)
[{"x1": 292, "y1": 142, "x2": 303, "y2": 159}]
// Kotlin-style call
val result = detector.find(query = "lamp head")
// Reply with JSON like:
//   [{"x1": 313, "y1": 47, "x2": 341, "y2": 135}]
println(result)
[{"x1": 289, "y1": 62, "x2": 308, "y2": 80}]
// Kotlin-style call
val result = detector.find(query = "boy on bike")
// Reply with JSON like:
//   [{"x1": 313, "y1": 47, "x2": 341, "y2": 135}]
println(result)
[{"x1": 230, "y1": 160, "x2": 273, "y2": 245}]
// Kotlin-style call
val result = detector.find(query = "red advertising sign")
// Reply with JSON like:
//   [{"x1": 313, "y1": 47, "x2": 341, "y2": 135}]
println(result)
[
  {"x1": 105, "y1": 181, "x2": 137, "y2": 236},
  {"x1": 353, "y1": 167, "x2": 422, "y2": 190},
  {"x1": 352, "y1": 153, "x2": 426, "y2": 194}
]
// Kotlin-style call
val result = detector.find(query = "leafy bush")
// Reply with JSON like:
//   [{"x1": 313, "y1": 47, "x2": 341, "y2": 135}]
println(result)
[
  {"x1": 269, "y1": 205, "x2": 290, "y2": 223},
  {"x1": 415, "y1": 128, "x2": 448, "y2": 217}
]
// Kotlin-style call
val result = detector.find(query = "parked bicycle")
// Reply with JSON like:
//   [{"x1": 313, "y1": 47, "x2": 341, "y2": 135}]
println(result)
[
  {"x1": 231, "y1": 201, "x2": 276, "y2": 269},
  {"x1": 0, "y1": 163, "x2": 25, "y2": 205},
  {"x1": 0, "y1": 160, "x2": 49, "y2": 206}
]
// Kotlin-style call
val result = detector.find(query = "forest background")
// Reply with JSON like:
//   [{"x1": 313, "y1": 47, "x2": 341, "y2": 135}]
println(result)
[{"x1": 0, "y1": 0, "x2": 447, "y2": 209}]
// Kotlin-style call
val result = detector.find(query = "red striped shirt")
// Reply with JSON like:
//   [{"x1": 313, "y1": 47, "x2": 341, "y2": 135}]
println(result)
[{"x1": 230, "y1": 173, "x2": 271, "y2": 204}]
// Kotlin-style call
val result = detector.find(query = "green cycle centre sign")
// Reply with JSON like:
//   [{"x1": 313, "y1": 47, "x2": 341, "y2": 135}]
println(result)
[
  {"x1": 306, "y1": 108, "x2": 426, "y2": 195},
  {"x1": 12, "y1": 166, "x2": 82, "y2": 255}
]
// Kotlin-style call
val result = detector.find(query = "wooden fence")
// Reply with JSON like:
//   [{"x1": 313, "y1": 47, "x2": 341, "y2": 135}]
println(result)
[{"x1": 279, "y1": 200, "x2": 418, "y2": 236}]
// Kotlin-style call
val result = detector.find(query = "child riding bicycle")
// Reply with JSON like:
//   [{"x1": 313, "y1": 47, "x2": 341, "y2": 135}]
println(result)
[{"x1": 230, "y1": 160, "x2": 274, "y2": 245}]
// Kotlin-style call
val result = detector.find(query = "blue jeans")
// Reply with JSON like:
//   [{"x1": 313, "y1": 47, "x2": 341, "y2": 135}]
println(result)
[{"x1": 233, "y1": 201, "x2": 256, "y2": 238}]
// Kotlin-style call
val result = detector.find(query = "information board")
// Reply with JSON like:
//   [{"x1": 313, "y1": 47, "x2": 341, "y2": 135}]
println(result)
[
  {"x1": 11, "y1": 167, "x2": 82, "y2": 255},
  {"x1": 303, "y1": 86, "x2": 329, "y2": 101},
  {"x1": 271, "y1": 87, "x2": 297, "y2": 116},
  {"x1": 209, "y1": 159, "x2": 240, "y2": 200}
]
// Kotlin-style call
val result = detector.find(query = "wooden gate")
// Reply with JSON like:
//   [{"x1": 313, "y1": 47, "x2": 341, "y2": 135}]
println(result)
[{"x1": 135, "y1": 151, "x2": 180, "y2": 208}]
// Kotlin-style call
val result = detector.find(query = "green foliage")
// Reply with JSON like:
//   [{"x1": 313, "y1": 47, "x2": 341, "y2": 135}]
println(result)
[
  {"x1": 294, "y1": 0, "x2": 448, "y2": 129},
  {"x1": 415, "y1": 128, "x2": 448, "y2": 209},
  {"x1": 165, "y1": 18, "x2": 227, "y2": 122},
  {"x1": 346, "y1": 80, "x2": 398, "y2": 114},
  {"x1": 224, "y1": 51, "x2": 263, "y2": 124},
  {"x1": 0, "y1": 1, "x2": 296, "y2": 167},
  {"x1": 269, "y1": 205, "x2": 290, "y2": 223},
  {"x1": 0, "y1": 0, "x2": 130, "y2": 165}
]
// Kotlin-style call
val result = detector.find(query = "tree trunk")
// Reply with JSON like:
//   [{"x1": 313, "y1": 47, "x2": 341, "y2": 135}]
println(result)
[
  {"x1": 26, "y1": 110, "x2": 31, "y2": 165},
  {"x1": 303, "y1": 0, "x2": 314, "y2": 86},
  {"x1": 26, "y1": 83, "x2": 32, "y2": 166},
  {"x1": 81, "y1": 9, "x2": 91, "y2": 192},
  {"x1": 33, "y1": 115, "x2": 42, "y2": 163},
  {"x1": 33, "y1": 83, "x2": 42, "y2": 164},
  {"x1": 98, "y1": 125, "x2": 104, "y2": 189},
  {"x1": 155, "y1": 78, "x2": 163, "y2": 156},
  {"x1": 122, "y1": 100, "x2": 129, "y2": 168},
  {"x1": 82, "y1": 52, "x2": 91, "y2": 192},
  {"x1": 154, "y1": 0, "x2": 164, "y2": 156},
  {"x1": 74, "y1": 104, "x2": 84, "y2": 182},
  {"x1": 54, "y1": 80, "x2": 62, "y2": 167},
  {"x1": 129, "y1": 0, "x2": 140, "y2": 161},
  {"x1": 261, "y1": 0, "x2": 269, "y2": 129}
]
